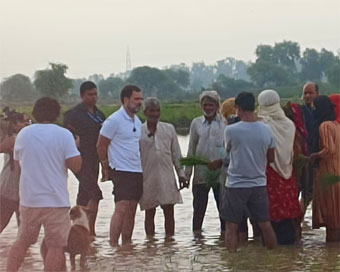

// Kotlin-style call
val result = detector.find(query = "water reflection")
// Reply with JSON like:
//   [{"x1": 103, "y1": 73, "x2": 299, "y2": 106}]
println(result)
[{"x1": 0, "y1": 135, "x2": 339, "y2": 271}]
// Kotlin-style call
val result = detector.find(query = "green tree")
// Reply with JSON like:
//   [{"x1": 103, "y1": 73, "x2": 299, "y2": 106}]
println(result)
[
  {"x1": 127, "y1": 66, "x2": 180, "y2": 99},
  {"x1": 255, "y1": 45, "x2": 276, "y2": 63},
  {"x1": 34, "y1": 63, "x2": 73, "y2": 98},
  {"x1": 191, "y1": 62, "x2": 215, "y2": 91},
  {"x1": 273, "y1": 41, "x2": 300, "y2": 71},
  {"x1": 300, "y1": 48, "x2": 323, "y2": 81},
  {"x1": 325, "y1": 58, "x2": 340, "y2": 88},
  {"x1": 98, "y1": 76, "x2": 125, "y2": 99},
  {"x1": 212, "y1": 75, "x2": 253, "y2": 98},
  {"x1": 164, "y1": 69, "x2": 190, "y2": 89},
  {"x1": 249, "y1": 41, "x2": 300, "y2": 87},
  {"x1": 69, "y1": 78, "x2": 87, "y2": 96},
  {"x1": 0, "y1": 74, "x2": 36, "y2": 101},
  {"x1": 247, "y1": 60, "x2": 296, "y2": 87},
  {"x1": 88, "y1": 74, "x2": 104, "y2": 85},
  {"x1": 215, "y1": 58, "x2": 250, "y2": 81}
]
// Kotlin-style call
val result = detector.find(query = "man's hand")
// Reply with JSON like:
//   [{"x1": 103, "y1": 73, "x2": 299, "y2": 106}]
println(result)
[
  {"x1": 179, "y1": 176, "x2": 189, "y2": 190},
  {"x1": 309, "y1": 152, "x2": 321, "y2": 162},
  {"x1": 100, "y1": 159, "x2": 110, "y2": 182},
  {"x1": 97, "y1": 135, "x2": 111, "y2": 182},
  {"x1": 207, "y1": 159, "x2": 223, "y2": 171}
]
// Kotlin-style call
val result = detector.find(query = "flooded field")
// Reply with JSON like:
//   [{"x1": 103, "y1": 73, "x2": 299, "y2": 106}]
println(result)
[{"x1": 0, "y1": 135, "x2": 339, "y2": 271}]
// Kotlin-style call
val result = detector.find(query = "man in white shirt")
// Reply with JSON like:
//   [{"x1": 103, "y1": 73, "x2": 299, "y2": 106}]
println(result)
[
  {"x1": 97, "y1": 85, "x2": 143, "y2": 246},
  {"x1": 185, "y1": 90, "x2": 226, "y2": 234},
  {"x1": 7, "y1": 97, "x2": 82, "y2": 272}
]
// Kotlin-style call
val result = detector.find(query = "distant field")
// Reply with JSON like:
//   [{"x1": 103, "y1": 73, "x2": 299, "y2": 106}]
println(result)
[{"x1": 1, "y1": 98, "x2": 307, "y2": 135}]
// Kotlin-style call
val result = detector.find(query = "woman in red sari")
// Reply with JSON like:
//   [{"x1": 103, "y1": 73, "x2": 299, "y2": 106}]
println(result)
[{"x1": 258, "y1": 90, "x2": 302, "y2": 245}]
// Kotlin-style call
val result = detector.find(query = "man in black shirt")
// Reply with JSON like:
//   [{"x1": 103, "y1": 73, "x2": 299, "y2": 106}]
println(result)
[
  {"x1": 301, "y1": 82, "x2": 319, "y2": 214},
  {"x1": 64, "y1": 81, "x2": 105, "y2": 236}
]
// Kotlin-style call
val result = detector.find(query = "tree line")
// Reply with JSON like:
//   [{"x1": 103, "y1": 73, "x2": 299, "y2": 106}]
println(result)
[{"x1": 1, "y1": 40, "x2": 339, "y2": 103}]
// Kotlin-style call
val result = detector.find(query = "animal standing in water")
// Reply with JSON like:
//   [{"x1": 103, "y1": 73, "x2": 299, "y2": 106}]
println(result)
[{"x1": 66, "y1": 205, "x2": 91, "y2": 270}]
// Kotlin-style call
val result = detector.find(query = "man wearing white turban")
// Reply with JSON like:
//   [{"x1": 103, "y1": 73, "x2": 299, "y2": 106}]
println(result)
[{"x1": 185, "y1": 90, "x2": 226, "y2": 234}]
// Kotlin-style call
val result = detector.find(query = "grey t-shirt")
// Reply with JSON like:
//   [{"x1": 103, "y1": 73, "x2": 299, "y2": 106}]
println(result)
[{"x1": 224, "y1": 121, "x2": 275, "y2": 188}]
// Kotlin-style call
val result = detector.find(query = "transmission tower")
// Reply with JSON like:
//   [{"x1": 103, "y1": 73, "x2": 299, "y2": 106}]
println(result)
[{"x1": 126, "y1": 46, "x2": 132, "y2": 72}]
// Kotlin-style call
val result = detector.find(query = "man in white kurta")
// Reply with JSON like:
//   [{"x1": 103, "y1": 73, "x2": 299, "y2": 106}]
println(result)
[{"x1": 139, "y1": 97, "x2": 186, "y2": 236}]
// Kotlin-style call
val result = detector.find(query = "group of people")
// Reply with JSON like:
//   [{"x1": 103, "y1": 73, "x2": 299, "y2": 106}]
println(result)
[{"x1": 0, "y1": 81, "x2": 339, "y2": 270}]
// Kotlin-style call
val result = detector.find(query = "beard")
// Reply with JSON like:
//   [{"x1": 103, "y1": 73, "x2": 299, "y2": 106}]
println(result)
[
  {"x1": 130, "y1": 105, "x2": 141, "y2": 114},
  {"x1": 203, "y1": 111, "x2": 216, "y2": 118}
]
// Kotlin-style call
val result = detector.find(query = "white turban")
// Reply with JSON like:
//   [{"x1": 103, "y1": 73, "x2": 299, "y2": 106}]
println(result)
[{"x1": 199, "y1": 90, "x2": 220, "y2": 105}]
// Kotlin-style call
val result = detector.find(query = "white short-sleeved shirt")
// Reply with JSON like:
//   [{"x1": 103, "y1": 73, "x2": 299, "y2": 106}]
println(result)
[
  {"x1": 100, "y1": 106, "x2": 142, "y2": 172},
  {"x1": 14, "y1": 124, "x2": 80, "y2": 207},
  {"x1": 224, "y1": 121, "x2": 275, "y2": 188}
]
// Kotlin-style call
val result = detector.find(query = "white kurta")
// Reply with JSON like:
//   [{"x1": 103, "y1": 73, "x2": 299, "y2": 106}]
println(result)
[{"x1": 139, "y1": 122, "x2": 184, "y2": 210}]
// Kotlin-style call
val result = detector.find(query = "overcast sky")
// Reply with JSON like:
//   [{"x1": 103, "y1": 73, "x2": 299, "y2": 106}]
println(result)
[{"x1": 0, "y1": 0, "x2": 339, "y2": 80}]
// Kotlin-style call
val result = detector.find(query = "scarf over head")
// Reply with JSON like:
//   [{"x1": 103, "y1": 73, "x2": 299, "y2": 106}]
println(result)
[
  {"x1": 258, "y1": 90, "x2": 295, "y2": 179},
  {"x1": 220, "y1": 98, "x2": 236, "y2": 120}
]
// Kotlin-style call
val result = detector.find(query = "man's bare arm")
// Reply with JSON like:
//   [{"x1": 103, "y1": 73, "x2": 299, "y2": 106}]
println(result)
[
  {"x1": 267, "y1": 148, "x2": 275, "y2": 163},
  {"x1": 66, "y1": 155, "x2": 82, "y2": 174},
  {"x1": 97, "y1": 134, "x2": 111, "y2": 181},
  {"x1": 97, "y1": 135, "x2": 111, "y2": 161}
]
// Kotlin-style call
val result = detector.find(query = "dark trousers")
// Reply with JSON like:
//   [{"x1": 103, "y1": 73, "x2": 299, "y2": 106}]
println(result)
[
  {"x1": 192, "y1": 184, "x2": 225, "y2": 232},
  {"x1": 271, "y1": 219, "x2": 296, "y2": 245}
]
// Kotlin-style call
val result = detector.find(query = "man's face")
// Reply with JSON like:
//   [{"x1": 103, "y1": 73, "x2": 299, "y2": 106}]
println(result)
[
  {"x1": 125, "y1": 91, "x2": 143, "y2": 114},
  {"x1": 144, "y1": 106, "x2": 161, "y2": 124},
  {"x1": 81, "y1": 88, "x2": 98, "y2": 106},
  {"x1": 303, "y1": 84, "x2": 318, "y2": 105},
  {"x1": 202, "y1": 98, "x2": 218, "y2": 118}
]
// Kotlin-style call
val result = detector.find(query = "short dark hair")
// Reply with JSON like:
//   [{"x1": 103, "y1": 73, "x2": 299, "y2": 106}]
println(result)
[
  {"x1": 235, "y1": 92, "x2": 255, "y2": 112},
  {"x1": 314, "y1": 95, "x2": 336, "y2": 125},
  {"x1": 120, "y1": 85, "x2": 142, "y2": 104},
  {"x1": 80, "y1": 81, "x2": 97, "y2": 96},
  {"x1": 33, "y1": 97, "x2": 60, "y2": 123},
  {"x1": 314, "y1": 83, "x2": 319, "y2": 93}
]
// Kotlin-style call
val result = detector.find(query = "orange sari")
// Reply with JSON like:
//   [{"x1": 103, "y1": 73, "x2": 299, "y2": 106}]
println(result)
[{"x1": 312, "y1": 121, "x2": 340, "y2": 230}]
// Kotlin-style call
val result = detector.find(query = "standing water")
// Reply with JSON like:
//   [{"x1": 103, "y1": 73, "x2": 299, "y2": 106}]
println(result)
[{"x1": 0, "y1": 135, "x2": 339, "y2": 271}]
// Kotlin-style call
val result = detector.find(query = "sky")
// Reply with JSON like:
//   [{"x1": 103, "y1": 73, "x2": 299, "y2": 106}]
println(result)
[{"x1": 0, "y1": 0, "x2": 339, "y2": 80}]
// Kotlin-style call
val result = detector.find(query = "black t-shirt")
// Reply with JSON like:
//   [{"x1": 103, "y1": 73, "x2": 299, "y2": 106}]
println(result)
[{"x1": 64, "y1": 103, "x2": 105, "y2": 160}]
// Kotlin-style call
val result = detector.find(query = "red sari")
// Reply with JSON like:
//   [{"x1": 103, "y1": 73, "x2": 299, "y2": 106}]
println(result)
[{"x1": 266, "y1": 165, "x2": 302, "y2": 222}]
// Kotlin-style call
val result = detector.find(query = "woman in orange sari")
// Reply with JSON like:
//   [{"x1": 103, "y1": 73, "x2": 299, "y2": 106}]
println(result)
[{"x1": 310, "y1": 95, "x2": 340, "y2": 242}]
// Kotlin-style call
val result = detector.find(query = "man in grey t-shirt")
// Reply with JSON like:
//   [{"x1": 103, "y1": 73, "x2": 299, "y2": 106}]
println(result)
[{"x1": 221, "y1": 92, "x2": 277, "y2": 252}]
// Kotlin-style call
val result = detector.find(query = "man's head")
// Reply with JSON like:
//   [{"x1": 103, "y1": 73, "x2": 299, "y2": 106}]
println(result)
[
  {"x1": 144, "y1": 97, "x2": 161, "y2": 125},
  {"x1": 121, "y1": 85, "x2": 143, "y2": 114},
  {"x1": 302, "y1": 82, "x2": 319, "y2": 105},
  {"x1": 80, "y1": 81, "x2": 98, "y2": 107},
  {"x1": 199, "y1": 90, "x2": 220, "y2": 118},
  {"x1": 234, "y1": 92, "x2": 255, "y2": 117},
  {"x1": 313, "y1": 95, "x2": 336, "y2": 124},
  {"x1": 33, "y1": 97, "x2": 60, "y2": 123}
]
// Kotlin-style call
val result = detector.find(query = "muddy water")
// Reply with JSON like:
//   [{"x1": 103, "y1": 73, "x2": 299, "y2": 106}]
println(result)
[{"x1": 0, "y1": 135, "x2": 339, "y2": 271}]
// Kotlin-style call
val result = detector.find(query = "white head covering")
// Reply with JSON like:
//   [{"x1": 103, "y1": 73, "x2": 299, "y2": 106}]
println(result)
[
  {"x1": 199, "y1": 90, "x2": 220, "y2": 105},
  {"x1": 258, "y1": 89, "x2": 280, "y2": 106},
  {"x1": 257, "y1": 89, "x2": 295, "y2": 179}
]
